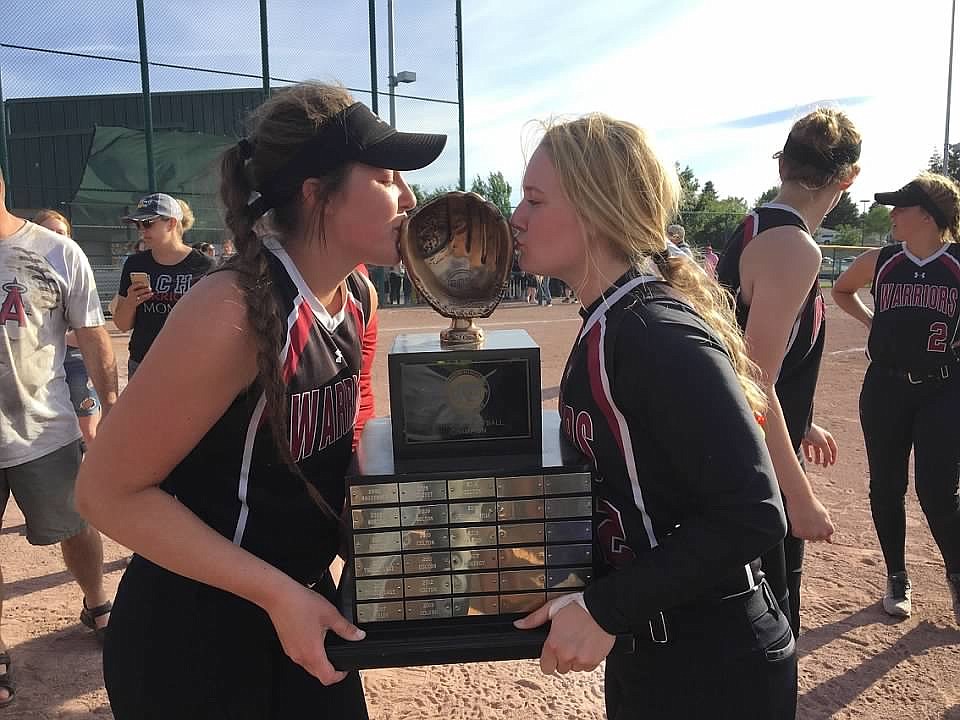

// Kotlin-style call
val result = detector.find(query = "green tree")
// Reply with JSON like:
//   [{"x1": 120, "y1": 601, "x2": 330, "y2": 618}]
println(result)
[
  {"x1": 929, "y1": 144, "x2": 960, "y2": 183},
  {"x1": 676, "y1": 163, "x2": 699, "y2": 212},
  {"x1": 410, "y1": 183, "x2": 455, "y2": 207},
  {"x1": 470, "y1": 171, "x2": 513, "y2": 219},
  {"x1": 822, "y1": 191, "x2": 860, "y2": 229},
  {"x1": 755, "y1": 185, "x2": 779, "y2": 207},
  {"x1": 861, "y1": 204, "x2": 891, "y2": 243},
  {"x1": 835, "y1": 224, "x2": 863, "y2": 246}
]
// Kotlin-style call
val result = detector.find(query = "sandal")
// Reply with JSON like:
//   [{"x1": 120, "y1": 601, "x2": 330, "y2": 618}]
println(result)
[
  {"x1": 80, "y1": 599, "x2": 112, "y2": 645},
  {"x1": 0, "y1": 652, "x2": 14, "y2": 708}
]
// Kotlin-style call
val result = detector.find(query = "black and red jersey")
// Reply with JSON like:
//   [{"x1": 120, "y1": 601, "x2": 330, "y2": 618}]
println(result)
[
  {"x1": 716, "y1": 203, "x2": 825, "y2": 451},
  {"x1": 161, "y1": 239, "x2": 373, "y2": 584},
  {"x1": 868, "y1": 242, "x2": 960, "y2": 373},
  {"x1": 561, "y1": 269, "x2": 785, "y2": 634}
]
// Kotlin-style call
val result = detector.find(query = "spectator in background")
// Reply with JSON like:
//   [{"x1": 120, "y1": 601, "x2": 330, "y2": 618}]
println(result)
[
  {"x1": 195, "y1": 242, "x2": 216, "y2": 259},
  {"x1": 538, "y1": 274, "x2": 553, "y2": 306},
  {"x1": 112, "y1": 194, "x2": 214, "y2": 379},
  {"x1": 525, "y1": 272, "x2": 539, "y2": 303},
  {"x1": 666, "y1": 223, "x2": 693, "y2": 257},
  {"x1": 34, "y1": 210, "x2": 102, "y2": 447},
  {"x1": 389, "y1": 262, "x2": 404, "y2": 305},
  {"x1": 704, "y1": 244, "x2": 719, "y2": 279},
  {"x1": 2, "y1": 168, "x2": 119, "y2": 708}
]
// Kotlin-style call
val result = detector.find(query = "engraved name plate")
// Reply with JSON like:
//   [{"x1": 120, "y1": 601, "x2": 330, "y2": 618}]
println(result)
[
  {"x1": 450, "y1": 549, "x2": 499, "y2": 571},
  {"x1": 451, "y1": 572, "x2": 500, "y2": 595},
  {"x1": 452, "y1": 595, "x2": 500, "y2": 616},
  {"x1": 401, "y1": 527, "x2": 450, "y2": 550},
  {"x1": 449, "y1": 501, "x2": 497, "y2": 524},
  {"x1": 498, "y1": 546, "x2": 546, "y2": 568},
  {"x1": 500, "y1": 593, "x2": 546, "y2": 613},
  {"x1": 449, "y1": 526, "x2": 497, "y2": 548},
  {"x1": 447, "y1": 477, "x2": 496, "y2": 500},
  {"x1": 545, "y1": 520, "x2": 592, "y2": 543},
  {"x1": 403, "y1": 551, "x2": 452, "y2": 574},
  {"x1": 400, "y1": 504, "x2": 449, "y2": 527},
  {"x1": 404, "y1": 575, "x2": 452, "y2": 597},
  {"x1": 352, "y1": 507, "x2": 402, "y2": 530},
  {"x1": 546, "y1": 544, "x2": 593, "y2": 566},
  {"x1": 499, "y1": 569, "x2": 546, "y2": 592},
  {"x1": 498, "y1": 522, "x2": 545, "y2": 545},
  {"x1": 355, "y1": 554, "x2": 403, "y2": 577},
  {"x1": 496, "y1": 475, "x2": 543, "y2": 498},
  {"x1": 356, "y1": 578, "x2": 404, "y2": 601},
  {"x1": 544, "y1": 497, "x2": 593, "y2": 518},
  {"x1": 544, "y1": 473, "x2": 592, "y2": 495},
  {"x1": 405, "y1": 598, "x2": 453, "y2": 620},
  {"x1": 356, "y1": 601, "x2": 405, "y2": 623},
  {"x1": 354, "y1": 531, "x2": 402, "y2": 555},
  {"x1": 350, "y1": 482, "x2": 399, "y2": 506},
  {"x1": 399, "y1": 480, "x2": 448, "y2": 503},
  {"x1": 497, "y1": 499, "x2": 545, "y2": 521},
  {"x1": 546, "y1": 567, "x2": 593, "y2": 589}
]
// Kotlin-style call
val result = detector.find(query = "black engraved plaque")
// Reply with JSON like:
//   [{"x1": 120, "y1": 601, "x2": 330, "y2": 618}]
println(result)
[{"x1": 325, "y1": 408, "x2": 626, "y2": 670}]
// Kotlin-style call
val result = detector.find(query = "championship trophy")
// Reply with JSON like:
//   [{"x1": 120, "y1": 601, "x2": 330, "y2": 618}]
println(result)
[{"x1": 326, "y1": 193, "x2": 626, "y2": 671}]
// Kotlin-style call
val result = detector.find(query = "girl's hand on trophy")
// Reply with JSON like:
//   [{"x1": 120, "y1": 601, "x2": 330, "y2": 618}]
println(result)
[
  {"x1": 514, "y1": 593, "x2": 615, "y2": 675},
  {"x1": 267, "y1": 581, "x2": 365, "y2": 685}
]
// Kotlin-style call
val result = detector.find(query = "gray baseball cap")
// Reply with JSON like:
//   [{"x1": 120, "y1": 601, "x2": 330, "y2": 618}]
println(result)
[{"x1": 123, "y1": 193, "x2": 183, "y2": 222}]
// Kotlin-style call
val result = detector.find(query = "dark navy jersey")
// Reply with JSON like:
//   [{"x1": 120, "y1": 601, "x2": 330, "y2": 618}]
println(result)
[
  {"x1": 162, "y1": 239, "x2": 372, "y2": 585},
  {"x1": 868, "y1": 242, "x2": 960, "y2": 372},
  {"x1": 716, "y1": 203, "x2": 825, "y2": 451},
  {"x1": 561, "y1": 269, "x2": 785, "y2": 634}
]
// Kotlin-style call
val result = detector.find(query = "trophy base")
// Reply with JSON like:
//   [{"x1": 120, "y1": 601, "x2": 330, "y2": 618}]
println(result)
[
  {"x1": 441, "y1": 318, "x2": 483, "y2": 346},
  {"x1": 326, "y1": 616, "x2": 550, "y2": 671}
]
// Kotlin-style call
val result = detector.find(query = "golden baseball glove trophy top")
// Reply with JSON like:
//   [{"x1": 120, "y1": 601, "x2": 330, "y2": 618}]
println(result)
[{"x1": 399, "y1": 191, "x2": 514, "y2": 346}]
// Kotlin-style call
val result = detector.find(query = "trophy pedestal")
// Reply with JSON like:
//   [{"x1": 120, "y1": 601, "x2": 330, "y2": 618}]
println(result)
[
  {"x1": 387, "y1": 329, "x2": 542, "y2": 472},
  {"x1": 326, "y1": 411, "x2": 609, "y2": 671}
]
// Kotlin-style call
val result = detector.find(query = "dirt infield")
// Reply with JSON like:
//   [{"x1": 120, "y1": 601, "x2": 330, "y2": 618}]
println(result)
[{"x1": 2, "y1": 297, "x2": 959, "y2": 719}]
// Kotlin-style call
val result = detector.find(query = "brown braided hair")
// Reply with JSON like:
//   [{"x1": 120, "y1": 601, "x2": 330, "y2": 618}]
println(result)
[{"x1": 218, "y1": 82, "x2": 354, "y2": 514}]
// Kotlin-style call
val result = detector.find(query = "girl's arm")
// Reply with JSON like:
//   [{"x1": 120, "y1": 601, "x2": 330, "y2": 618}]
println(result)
[
  {"x1": 739, "y1": 226, "x2": 834, "y2": 542},
  {"x1": 831, "y1": 249, "x2": 881, "y2": 330},
  {"x1": 76, "y1": 272, "x2": 363, "y2": 685}
]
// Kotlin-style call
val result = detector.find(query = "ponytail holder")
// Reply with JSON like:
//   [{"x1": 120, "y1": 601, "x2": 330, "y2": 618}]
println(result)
[{"x1": 237, "y1": 138, "x2": 255, "y2": 161}]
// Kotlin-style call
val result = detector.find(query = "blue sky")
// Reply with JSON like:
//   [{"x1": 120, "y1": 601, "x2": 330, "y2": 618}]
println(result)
[{"x1": 2, "y1": 0, "x2": 956, "y2": 208}]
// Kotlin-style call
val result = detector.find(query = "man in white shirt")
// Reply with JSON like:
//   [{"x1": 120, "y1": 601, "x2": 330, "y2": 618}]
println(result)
[{"x1": 0, "y1": 167, "x2": 118, "y2": 707}]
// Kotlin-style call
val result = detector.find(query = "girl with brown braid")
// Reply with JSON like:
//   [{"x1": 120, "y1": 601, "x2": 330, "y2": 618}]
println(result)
[{"x1": 75, "y1": 82, "x2": 446, "y2": 719}]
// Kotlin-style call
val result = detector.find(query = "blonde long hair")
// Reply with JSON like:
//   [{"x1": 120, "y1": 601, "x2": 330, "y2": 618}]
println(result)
[
  {"x1": 540, "y1": 114, "x2": 766, "y2": 414},
  {"x1": 914, "y1": 171, "x2": 960, "y2": 242}
]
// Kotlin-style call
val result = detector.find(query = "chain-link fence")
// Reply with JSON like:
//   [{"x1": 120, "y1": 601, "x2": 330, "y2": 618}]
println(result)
[{"x1": 1, "y1": 0, "x2": 464, "y2": 276}]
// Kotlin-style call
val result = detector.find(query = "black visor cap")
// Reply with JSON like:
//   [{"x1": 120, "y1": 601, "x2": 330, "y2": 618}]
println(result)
[
  {"x1": 874, "y1": 181, "x2": 949, "y2": 229},
  {"x1": 334, "y1": 103, "x2": 447, "y2": 171}
]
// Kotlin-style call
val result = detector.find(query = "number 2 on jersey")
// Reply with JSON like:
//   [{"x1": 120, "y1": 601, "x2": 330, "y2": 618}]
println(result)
[{"x1": 927, "y1": 321, "x2": 948, "y2": 352}]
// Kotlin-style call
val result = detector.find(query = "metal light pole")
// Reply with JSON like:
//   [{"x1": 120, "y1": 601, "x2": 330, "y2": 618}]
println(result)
[
  {"x1": 387, "y1": 0, "x2": 397, "y2": 127},
  {"x1": 385, "y1": 0, "x2": 416, "y2": 127},
  {"x1": 136, "y1": 0, "x2": 157, "y2": 193},
  {"x1": 946, "y1": 0, "x2": 956, "y2": 174},
  {"x1": 259, "y1": 0, "x2": 271, "y2": 99},
  {"x1": 368, "y1": 0, "x2": 378, "y2": 114}
]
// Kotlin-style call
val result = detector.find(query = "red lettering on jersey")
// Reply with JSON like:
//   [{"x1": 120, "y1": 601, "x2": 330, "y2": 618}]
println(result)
[
  {"x1": 560, "y1": 402, "x2": 597, "y2": 464},
  {"x1": 289, "y1": 389, "x2": 321, "y2": 461},
  {"x1": 0, "y1": 280, "x2": 28, "y2": 327},
  {"x1": 317, "y1": 386, "x2": 336, "y2": 450},
  {"x1": 878, "y1": 284, "x2": 893, "y2": 312},
  {"x1": 344, "y1": 375, "x2": 358, "y2": 425},
  {"x1": 560, "y1": 403, "x2": 575, "y2": 440},
  {"x1": 949, "y1": 288, "x2": 958, "y2": 317},
  {"x1": 596, "y1": 498, "x2": 635, "y2": 566},
  {"x1": 912, "y1": 284, "x2": 924, "y2": 307},
  {"x1": 334, "y1": 380, "x2": 347, "y2": 441}
]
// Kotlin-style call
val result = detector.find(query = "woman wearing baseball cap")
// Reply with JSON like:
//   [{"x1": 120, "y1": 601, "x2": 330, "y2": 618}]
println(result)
[
  {"x1": 77, "y1": 82, "x2": 446, "y2": 718},
  {"x1": 832, "y1": 172, "x2": 960, "y2": 624},
  {"x1": 112, "y1": 193, "x2": 214, "y2": 378}
]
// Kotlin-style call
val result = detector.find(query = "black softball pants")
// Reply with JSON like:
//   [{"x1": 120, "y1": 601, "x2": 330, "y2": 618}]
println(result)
[
  {"x1": 761, "y1": 497, "x2": 805, "y2": 639},
  {"x1": 604, "y1": 580, "x2": 797, "y2": 719},
  {"x1": 104, "y1": 557, "x2": 368, "y2": 720},
  {"x1": 859, "y1": 363, "x2": 960, "y2": 575}
]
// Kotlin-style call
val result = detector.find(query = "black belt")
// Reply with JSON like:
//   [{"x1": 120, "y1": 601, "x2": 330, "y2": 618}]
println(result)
[
  {"x1": 875, "y1": 360, "x2": 958, "y2": 384},
  {"x1": 638, "y1": 578, "x2": 777, "y2": 648}
]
